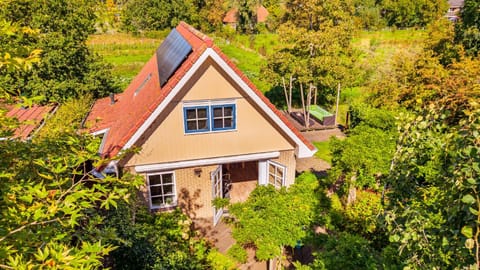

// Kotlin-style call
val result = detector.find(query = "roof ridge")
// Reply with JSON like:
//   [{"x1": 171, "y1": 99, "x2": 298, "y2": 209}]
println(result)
[{"x1": 178, "y1": 21, "x2": 213, "y2": 47}]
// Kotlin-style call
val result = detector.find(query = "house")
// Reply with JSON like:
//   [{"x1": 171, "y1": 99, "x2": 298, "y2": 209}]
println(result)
[
  {"x1": 84, "y1": 22, "x2": 316, "y2": 227},
  {"x1": 223, "y1": 5, "x2": 269, "y2": 29},
  {"x1": 446, "y1": 0, "x2": 464, "y2": 22},
  {"x1": 1, "y1": 103, "x2": 56, "y2": 140}
]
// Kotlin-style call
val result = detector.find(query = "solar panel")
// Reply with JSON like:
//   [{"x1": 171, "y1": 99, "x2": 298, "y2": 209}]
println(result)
[{"x1": 156, "y1": 29, "x2": 192, "y2": 87}]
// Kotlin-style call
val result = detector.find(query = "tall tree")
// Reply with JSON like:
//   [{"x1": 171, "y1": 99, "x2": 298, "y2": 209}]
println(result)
[
  {"x1": 380, "y1": 0, "x2": 449, "y2": 28},
  {"x1": 455, "y1": 0, "x2": 480, "y2": 57},
  {"x1": 0, "y1": 0, "x2": 118, "y2": 102}
]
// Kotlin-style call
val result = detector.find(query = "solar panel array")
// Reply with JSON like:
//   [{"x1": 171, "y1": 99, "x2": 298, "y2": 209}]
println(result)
[{"x1": 156, "y1": 29, "x2": 193, "y2": 87}]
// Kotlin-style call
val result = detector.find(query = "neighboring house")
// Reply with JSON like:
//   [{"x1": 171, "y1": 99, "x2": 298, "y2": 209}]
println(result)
[
  {"x1": 447, "y1": 0, "x2": 464, "y2": 22},
  {"x1": 84, "y1": 22, "x2": 316, "y2": 227},
  {"x1": 223, "y1": 5, "x2": 269, "y2": 29},
  {"x1": 1, "y1": 104, "x2": 56, "y2": 140}
]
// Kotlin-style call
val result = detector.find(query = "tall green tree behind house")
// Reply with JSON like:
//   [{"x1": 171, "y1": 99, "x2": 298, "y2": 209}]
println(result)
[
  {"x1": 455, "y1": 0, "x2": 480, "y2": 56},
  {"x1": 265, "y1": 0, "x2": 357, "y2": 107},
  {"x1": 0, "y1": 0, "x2": 118, "y2": 102},
  {"x1": 380, "y1": 0, "x2": 449, "y2": 28}
]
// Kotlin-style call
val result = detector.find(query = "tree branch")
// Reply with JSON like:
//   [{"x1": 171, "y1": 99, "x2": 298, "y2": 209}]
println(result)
[{"x1": 0, "y1": 218, "x2": 60, "y2": 243}]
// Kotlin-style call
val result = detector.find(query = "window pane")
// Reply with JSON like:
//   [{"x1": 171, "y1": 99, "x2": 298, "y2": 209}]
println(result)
[
  {"x1": 269, "y1": 175, "x2": 275, "y2": 185},
  {"x1": 197, "y1": 108, "x2": 207, "y2": 118},
  {"x1": 186, "y1": 109, "x2": 196, "y2": 119},
  {"x1": 224, "y1": 118, "x2": 232, "y2": 128},
  {"x1": 164, "y1": 195, "x2": 175, "y2": 205},
  {"x1": 213, "y1": 107, "x2": 223, "y2": 117},
  {"x1": 149, "y1": 175, "x2": 161, "y2": 185},
  {"x1": 198, "y1": 120, "x2": 208, "y2": 129},
  {"x1": 162, "y1": 173, "x2": 173, "y2": 184},
  {"x1": 150, "y1": 186, "x2": 162, "y2": 196},
  {"x1": 224, "y1": 107, "x2": 233, "y2": 116},
  {"x1": 151, "y1": 197, "x2": 163, "y2": 207},
  {"x1": 163, "y1": 184, "x2": 173, "y2": 194},
  {"x1": 187, "y1": 121, "x2": 197, "y2": 130},
  {"x1": 214, "y1": 119, "x2": 223, "y2": 128},
  {"x1": 269, "y1": 164, "x2": 275, "y2": 174}
]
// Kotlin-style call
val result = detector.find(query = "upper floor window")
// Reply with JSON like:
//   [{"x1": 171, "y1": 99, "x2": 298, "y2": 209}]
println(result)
[
  {"x1": 147, "y1": 172, "x2": 176, "y2": 209},
  {"x1": 184, "y1": 106, "x2": 209, "y2": 133},
  {"x1": 183, "y1": 101, "x2": 236, "y2": 134},
  {"x1": 212, "y1": 104, "x2": 235, "y2": 131}
]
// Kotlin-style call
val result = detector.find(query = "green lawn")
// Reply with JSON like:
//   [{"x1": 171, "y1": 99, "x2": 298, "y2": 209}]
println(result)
[
  {"x1": 313, "y1": 141, "x2": 332, "y2": 164},
  {"x1": 88, "y1": 28, "x2": 425, "y2": 96}
]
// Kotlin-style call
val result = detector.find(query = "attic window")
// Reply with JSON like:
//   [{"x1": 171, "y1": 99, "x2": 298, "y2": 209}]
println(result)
[{"x1": 134, "y1": 73, "x2": 152, "y2": 96}]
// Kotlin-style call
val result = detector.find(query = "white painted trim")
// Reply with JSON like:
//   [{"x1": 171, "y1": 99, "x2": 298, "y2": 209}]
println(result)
[
  {"x1": 92, "y1": 128, "x2": 109, "y2": 154},
  {"x1": 122, "y1": 48, "x2": 316, "y2": 158},
  {"x1": 135, "y1": 151, "x2": 280, "y2": 173},
  {"x1": 258, "y1": 160, "x2": 267, "y2": 186},
  {"x1": 91, "y1": 128, "x2": 109, "y2": 136},
  {"x1": 266, "y1": 160, "x2": 287, "y2": 189},
  {"x1": 146, "y1": 171, "x2": 177, "y2": 210}
]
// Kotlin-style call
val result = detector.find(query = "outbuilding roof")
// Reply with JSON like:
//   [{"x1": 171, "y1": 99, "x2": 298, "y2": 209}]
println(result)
[{"x1": 3, "y1": 104, "x2": 56, "y2": 140}]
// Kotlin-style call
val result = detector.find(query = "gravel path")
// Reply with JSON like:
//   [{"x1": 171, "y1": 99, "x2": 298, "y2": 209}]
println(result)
[{"x1": 296, "y1": 128, "x2": 345, "y2": 175}]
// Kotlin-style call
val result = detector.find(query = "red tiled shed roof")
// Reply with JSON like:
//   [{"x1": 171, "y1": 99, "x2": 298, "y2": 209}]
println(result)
[
  {"x1": 85, "y1": 22, "x2": 314, "y2": 158},
  {"x1": 3, "y1": 104, "x2": 56, "y2": 140},
  {"x1": 223, "y1": 5, "x2": 269, "y2": 23}
]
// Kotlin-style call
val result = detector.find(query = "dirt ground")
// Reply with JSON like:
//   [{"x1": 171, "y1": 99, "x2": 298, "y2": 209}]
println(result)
[{"x1": 295, "y1": 128, "x2": 345, "y2": 174}]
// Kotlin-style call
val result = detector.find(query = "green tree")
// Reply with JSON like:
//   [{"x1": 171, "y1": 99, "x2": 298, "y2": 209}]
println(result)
[
  {"x1": 455, "y1": 0, "x2": 480, "y2": 56},
  {"x1": 0, "y1": 0, "x2": 118, "y2": 102},
  {"x1": 384, "y1": 88, "x2": 480, "y2": 268},
  {"x1": 121, "y1": 0, "x2": 201, "y2": 32},
  {"x1": 381, "y1": 0, "x2": 449, "y2": 28},
  {"x1": 228, "y1": 173, "x2": 319, "y2": 264},
  {"x1": 104, "y1": 201, "x2": 213, "y2": 269},
  {"x1": 0, "y1": 128, "x2": 142, "y2": 268}
]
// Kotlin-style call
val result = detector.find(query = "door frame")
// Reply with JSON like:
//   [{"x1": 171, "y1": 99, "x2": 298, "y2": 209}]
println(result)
[{"x1": 211, "y1": 165, "x2": 223, "y2": 225}]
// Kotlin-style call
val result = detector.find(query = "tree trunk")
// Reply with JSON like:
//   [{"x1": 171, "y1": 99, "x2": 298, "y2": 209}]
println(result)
[
  {"x1": 347, "y1": 174, "x2": 357, "y2": 205},
  {"x1": 300, "y1": 83, "x2": 307, "y2": 128}
]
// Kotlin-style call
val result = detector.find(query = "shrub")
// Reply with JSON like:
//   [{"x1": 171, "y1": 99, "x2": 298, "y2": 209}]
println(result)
[
  {"x1": 313, "y1": 232, "x2": 378, "y2": 270},
  {"x1": 227, "y1": 243, "x2": 248, "y2": 264}
]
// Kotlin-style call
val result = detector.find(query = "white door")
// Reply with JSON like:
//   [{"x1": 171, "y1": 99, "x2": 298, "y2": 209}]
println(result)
[{"x1": 211, "y1": 165, "x2": 223, "y2": 225}]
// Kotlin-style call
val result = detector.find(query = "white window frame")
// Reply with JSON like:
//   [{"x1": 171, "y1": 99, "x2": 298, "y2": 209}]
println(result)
[
  {"x1": 146, "y1": 171, "x2": 177, "y2": 210},
  {"x1": 267, "y1": 160, "x2": 286, "y2": 189}
]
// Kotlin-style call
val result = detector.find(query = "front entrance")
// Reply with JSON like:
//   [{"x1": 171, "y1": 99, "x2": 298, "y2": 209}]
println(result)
[{"x1": 211, "y1": 165, "x2": 223, "y2": 225}]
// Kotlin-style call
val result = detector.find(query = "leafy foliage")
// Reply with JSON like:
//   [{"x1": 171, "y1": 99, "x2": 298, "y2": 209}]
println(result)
[
  {"x1": 455, "y1": 0, "x2": 480, "y2": 57},
  {"x1": 121, "y1": 0, "x2": 203, "y2": 33},
  {"x1": 228, "y1": 172, "x2": 319, "y2": 261},
  {"x1": 104, "y1": 201, "x2": 213, "y2": 269},
  {"x1": 384, "y1": 91, "x2": 480, "y2": 268},
  {"x1": 381, "y1": 0, "x2": 449, "y2": 28},
  {"x1": 0, "y1": 0, "x2": 118, "y2": 102},
  {"x1": 312, "y1": 232, "x2": 379, "y2": 270},
  {"x1": 0, "y1": 127, "x2": 142, "y2": 268}
]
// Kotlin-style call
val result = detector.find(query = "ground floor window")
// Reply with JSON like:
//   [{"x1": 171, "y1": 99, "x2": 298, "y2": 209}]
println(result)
[
  {"x1": 147, "y1": 171, "x2": 176, "y2": 209},
  {"x1": 267, "y1": 161, "x2": 286, "y2": 189}
]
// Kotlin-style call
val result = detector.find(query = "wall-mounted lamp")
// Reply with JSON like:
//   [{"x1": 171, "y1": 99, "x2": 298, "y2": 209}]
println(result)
[{"x1": 194, "y1": 168, "x2": 202, "y2": 177}]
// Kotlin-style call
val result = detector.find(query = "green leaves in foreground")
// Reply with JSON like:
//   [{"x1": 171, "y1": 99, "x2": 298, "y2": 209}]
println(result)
[
  {"x1": 0, "y1": 129, "x2": 142, "y2": 268},
  {"x1": 228, "y1": 172, "x2": 319, "y2": 261}
]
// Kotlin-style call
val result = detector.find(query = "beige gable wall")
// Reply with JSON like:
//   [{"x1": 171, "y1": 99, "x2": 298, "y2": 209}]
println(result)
[{"x1": 126, "y1": 60, "x2": 295, "y2": 167}]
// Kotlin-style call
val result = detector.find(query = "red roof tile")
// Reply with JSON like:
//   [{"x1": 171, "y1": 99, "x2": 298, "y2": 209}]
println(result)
[
  {"x1": 3, "y1": 104, "x2": 56, "y2": 140},
  {"x1": 85, "y1": 22, "x2": 314, "y2": 158},
  {"x1": 223, "y1": 6, "x2": 269, "y2": 23}
]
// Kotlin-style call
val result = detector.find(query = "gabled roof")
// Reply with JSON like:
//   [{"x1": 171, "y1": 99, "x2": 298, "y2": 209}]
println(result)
[
  {"x1": 85, "y1": 22, "x2": 315, "y2": 158},
  {"x1": 3, "y1": 104, "x2": 56, "y2": 140}
]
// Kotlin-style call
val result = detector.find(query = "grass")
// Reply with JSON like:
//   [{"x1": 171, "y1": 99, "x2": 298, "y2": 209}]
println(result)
[
  {"x1": 87, "y1": 28, "x2": 425, "y2": 97},
  {"x1": 313, "y1": 141, "x2": 332, "y2": 164},
  {"x1": 88, "y1": 33, "x2": 162, "y2": 89}
]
